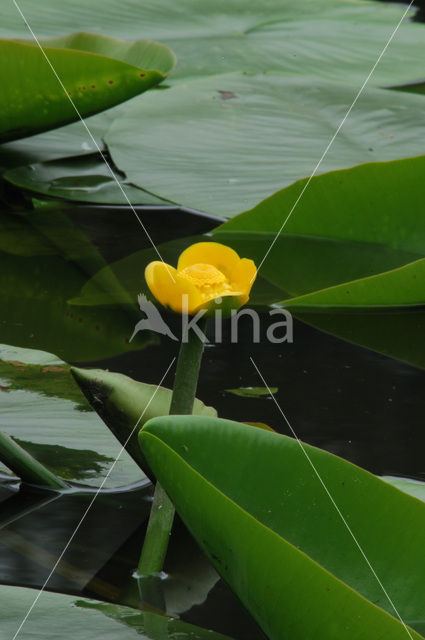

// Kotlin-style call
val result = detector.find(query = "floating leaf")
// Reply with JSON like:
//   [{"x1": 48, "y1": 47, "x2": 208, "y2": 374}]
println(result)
[
  {"x1": 0, "y1": 345, "x2": 143, "y2": 487},
  {"x1": 4, "y1": 153, "x2": 171, "y2": 205},
  {"x1": 225, "y1": 386, "x2": 278, "y2": 398},
  {"x1": 2, "y1": 0, "x2": 425, "y2": 87},
  {"x1": 0, "y1": 585, "x2": 233, "y2": 639},
  {"x1": 78, "y1": 600, "x2": 233, "y2": 639},
  {"x1": 105, "y1": 74, "x2": 425, "y2": 216}
]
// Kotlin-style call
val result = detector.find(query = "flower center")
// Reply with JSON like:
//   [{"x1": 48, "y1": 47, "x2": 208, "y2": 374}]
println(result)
[{"x1": 180, "y1": 263, "x2": 232, "y2": 298}]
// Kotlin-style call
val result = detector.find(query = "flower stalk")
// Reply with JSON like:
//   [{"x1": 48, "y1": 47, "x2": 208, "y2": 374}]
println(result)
[{"x1": 137, "y1": 317, "x2": 207, "y2": 577}]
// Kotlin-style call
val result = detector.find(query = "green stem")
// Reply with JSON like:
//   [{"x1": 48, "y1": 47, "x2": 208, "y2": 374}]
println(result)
[
  {"x1": 138, "y1": 318, "x2": 206, "y2": 577},
  {"x1": 169, "y1": 320, "x2": 206, "y2": 415},
  {"x1": 0, "y1": 430, "x2": 68, "y2": 490}
]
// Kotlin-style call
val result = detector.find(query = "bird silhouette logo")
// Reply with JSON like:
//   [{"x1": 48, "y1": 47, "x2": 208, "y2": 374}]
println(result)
[{"x1": 130, "y1": 294, "x2": 178, "y2": 342}]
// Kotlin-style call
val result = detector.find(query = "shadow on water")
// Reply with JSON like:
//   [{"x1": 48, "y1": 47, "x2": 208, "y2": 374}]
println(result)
[{"x1": 0, "y1": 188, "x2": 424, "y2": 639}]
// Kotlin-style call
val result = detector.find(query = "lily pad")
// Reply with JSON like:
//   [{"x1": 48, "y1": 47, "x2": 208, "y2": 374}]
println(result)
[
  {"x1": 0, "y1": 344, "x2": 143, "y2": 487},
  {"x1": 4, "y1": 154, "x2": 172, "y2": 205},
  {"x1": 2, "y1": 0, "x2": 425, "y2": 87},
  {"x1": 225, "y1": 386, "x2": 278, "y2": 398},
  {"x1": 0, "y1": 585, "x2": 233, "y2": 639},
  {"x1": 105, "y1": 74, "x2": 425, "y2": 216}
]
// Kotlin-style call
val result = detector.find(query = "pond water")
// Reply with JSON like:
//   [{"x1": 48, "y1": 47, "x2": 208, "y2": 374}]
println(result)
[{"x1": 0, "y1": 196, "x2": 424, "y2": 639}]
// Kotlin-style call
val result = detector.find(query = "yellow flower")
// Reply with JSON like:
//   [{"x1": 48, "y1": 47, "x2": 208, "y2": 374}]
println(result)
[{"x1": 145, "y1": 242, "x2": 257, "y2": 315}]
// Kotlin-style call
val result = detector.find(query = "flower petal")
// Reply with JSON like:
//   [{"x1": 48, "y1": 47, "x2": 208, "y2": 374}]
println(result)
[
  {"x1": 177, "y1": 242, "x2": 241, "y2": 280},
  {"x1": 229, "y1": 258, "x2": 257, "y2": 305},
  {"x1": 145, "y1": 261, "x2": 204, "y2": 313}
]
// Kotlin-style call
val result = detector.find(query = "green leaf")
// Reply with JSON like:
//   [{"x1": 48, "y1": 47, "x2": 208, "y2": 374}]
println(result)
[
  {"x1": 0, "y1": 33, "x2": 173, "y2": 170},
  {"x1": 2, "y1": 0, "x2": 425, "y2": 87},
  {"x1": 225, "y1": 386, "x2": 278, "y2": 398},
  {"x1": 4, "y1": 153, "x2": 172, "y2": 205},
  {"x1": 282, "y1": 258, "x2": 425, "y2": 310},
  {"x1": 105, "y1": 74, "x2": 425, "y2": 216},
  {"x1": 71, "y1": 367, "x2": 216, "y2": 478},
  {"x1": 0, "y1": 111, "x2": 112, "y2": 171},
  {"x1": 5, "y1": 3, "x2": 425, "y2": 206},
  {"x1": 77, "y1": 601, "x2": 233, "y2": 639},
  {"x1": 216, "y1": 156, "x2": 425, "y2": 367},
  {"x1": 213, "y1": 231, "x2": 422, "y2": 301},
  {"x1": 217, "y1": 155, "x2": 425, "y2": 254},
  {"x1": 0, "y1": 345, "x2": 143, "y2": 487},
  {"x1": 140, "y1": 415, "x2": 425, "y2": 639},
  {"x1": 0, "y1": 38, "x2": 166, "y2": 142},
  {"x1": 39, "y1": 31, "x2": 176, "y2": 75},
  {"x1": 0, "y1": 585, "x2": 233, "y2": 640}
]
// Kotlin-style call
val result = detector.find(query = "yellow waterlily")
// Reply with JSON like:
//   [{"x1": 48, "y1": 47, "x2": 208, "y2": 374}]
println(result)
[{"x1": 145, "y1": 242, "x2": 257, "y2": 315}]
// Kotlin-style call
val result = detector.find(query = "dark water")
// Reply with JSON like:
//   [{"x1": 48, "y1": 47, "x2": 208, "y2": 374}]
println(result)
[{"x1": 0, "y1": 196, "x2": 424, "y2": 639}]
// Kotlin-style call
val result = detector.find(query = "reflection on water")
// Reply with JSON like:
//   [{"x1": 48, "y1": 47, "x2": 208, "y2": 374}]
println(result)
[{"x1": 0, "y1": 201, "x2": 423, "y2": 638}]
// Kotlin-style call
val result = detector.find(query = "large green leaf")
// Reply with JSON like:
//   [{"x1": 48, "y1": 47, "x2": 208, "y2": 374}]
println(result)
[
  {"x1": 0, "y1": 39, "x2": 168, "y2": 142},
  {"x1": 2, "y1": 0, "x2": 425, "y2": 86},
  {"x1": 71, "y1": 367, "x2": 216, "y2": 478},
  {"x1": 140, "y1": 415, "x2": 425, "y2": 640},
  {"x1": 217, "y1": 155, "x2": 425, "y2": 252},
  {"x1": 5, "y1": 1, "x2": 425, "y2": 207},
  {"x1": 105, "y1": 74, "x2": 425, "y2": 216},
  {"x1": 0, "y1": 585, "x2": 233, "y2": 639}
]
